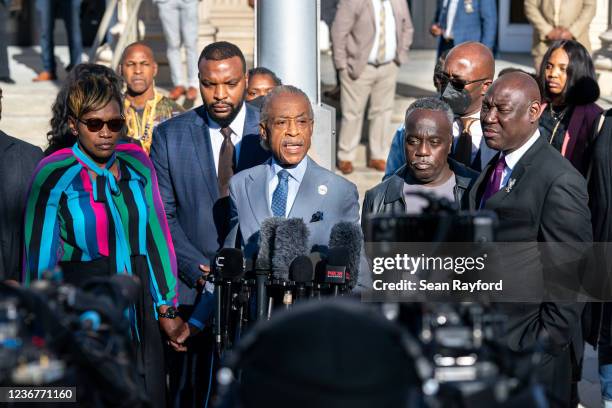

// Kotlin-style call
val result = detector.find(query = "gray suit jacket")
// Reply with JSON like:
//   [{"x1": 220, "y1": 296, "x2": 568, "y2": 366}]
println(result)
[
  {"x1": 331, "y1": 0, "x2": 414, "y2": 79},
  {"x1": 226, "y1": 157, "x2": 370, "y2": 288}
]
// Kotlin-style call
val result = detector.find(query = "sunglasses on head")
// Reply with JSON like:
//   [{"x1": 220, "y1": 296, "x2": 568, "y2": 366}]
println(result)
[
  {"x1": 438, "y1": 72, "x2": 488, "y2": 91},
  {"x1": 78, "y1": 117, "x2": 125, "y2": 132}
]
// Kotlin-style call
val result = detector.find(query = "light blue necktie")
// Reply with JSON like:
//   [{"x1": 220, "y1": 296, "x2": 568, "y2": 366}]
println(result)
[{"x1": 271, "y1": 170, "x2": 289, "y2": 217}]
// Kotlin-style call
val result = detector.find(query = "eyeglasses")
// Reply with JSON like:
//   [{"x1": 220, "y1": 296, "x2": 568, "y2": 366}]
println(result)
[
  {"x1": 78, "y1": 117, "x2": 125, "y2": 132},
  {"x1": 438, "y1": 73, "x2": 488, "y2": 90}
]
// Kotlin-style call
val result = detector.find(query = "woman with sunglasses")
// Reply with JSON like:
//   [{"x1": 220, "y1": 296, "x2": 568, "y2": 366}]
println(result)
[
  {"x1": 45, "y1": 63, "x2": 141, "y2": 156},
  {"x1": 537, "y1": 40, "x2": 602, "y2": 174},
  {"x1": 23, "y1": 68, "x2": 183, "y2": 407}
]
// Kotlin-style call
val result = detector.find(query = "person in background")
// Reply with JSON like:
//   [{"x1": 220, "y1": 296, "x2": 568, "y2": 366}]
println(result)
[
  {"x1": 23, "y1": 68, "x2": 186, "y2": 407},
  {"x1": 33, "y1": 0, "x2": 83, "y2": 81},
  {"x1": 0, "y1": 0, "x2": 15, "y2": 84},
  {"x1": 363, "y1": 97, "x2": 477, "y2": 219},
  {"x1": 385, "y1": 42, "x2": 496, "y2": 178},
  {"x1": 153, "y1": 0, "x2": 199, "y2": 102},
  {"x1": 45, "y1": 64, "x2": 126, "y2": 156},
  {"x1": 430, "y1": 0, "x2": 497, "y2": 57},
  {"x1": 321, "y1": 0, "x2": 341, "y2": 99},
  {"x1": 0, "y1": 86, "x2": 43, "y2": 281},
  {"x1": 536, "y1": 39, "x2": 602, "y2": 175},
  {"x1": 384, "y1": 50, "x2": 449, "y2": 179},
  {"x1": 246, "y1": 67, "x2": 281, "y2": 102},
  {"x1": 120, "y1": 42, "x2": 184, "y2": 155},
  {"x1": 332, "y1": 0, "x2": 414, "y2": 175},
  {"x1": 524, "y1": 0, "x2": 596, "y2": 70}
]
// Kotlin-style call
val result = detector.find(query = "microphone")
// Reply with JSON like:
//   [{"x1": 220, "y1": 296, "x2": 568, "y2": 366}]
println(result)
[
  {"x1": 324, "y1": 247, "x2": 349, "y2": 296},
  {"x1": 271, "y1": 218, "x2": 310, "y2": 281},
  {"x1": 255, "y1": 217, "x2": 284, "y2": 271},
  {"x1": 309, "y1": 251, "x2": 324, "y2": 299},
  {"x1": 214, "y1": 248, "x2": 245, "y2": 282},
  {"x1": 213, "y1": 248, "x2": 245, "y2": 353},
  {"x1": 289, "y1": 256, "x2": 314, "y2": 302},
  {"x1": 255, "y1": 218, "x2": 283, "y2": 321},
  {"x1": 329, "y1": 222, "x2": 363, "y2": 289}
]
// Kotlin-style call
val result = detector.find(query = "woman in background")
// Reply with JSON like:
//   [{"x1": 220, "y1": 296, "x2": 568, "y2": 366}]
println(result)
[{"x1": 537, "y1": 39, "x2": 602, "y2": 174}]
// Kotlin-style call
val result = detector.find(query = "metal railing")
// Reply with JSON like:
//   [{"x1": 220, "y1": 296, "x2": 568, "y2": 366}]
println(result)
[{"x1": 87, "y1": 0, "x2": 144, "y2": 70}]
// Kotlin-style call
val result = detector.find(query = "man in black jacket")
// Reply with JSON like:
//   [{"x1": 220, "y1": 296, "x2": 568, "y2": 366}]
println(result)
[
  {"x1": 469, "y1": 72, "x2": 592, "y2": 406},
  {"x1": 0, "y1": 86, "x2": 43, "y2": 281},
  {"x1": 362, "y1": 97, "x2": 478, "y2": 219}
]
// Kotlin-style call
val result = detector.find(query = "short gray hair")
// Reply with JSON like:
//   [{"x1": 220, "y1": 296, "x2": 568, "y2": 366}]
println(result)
[
  {"x1": 404, "y1": 97, "x2": 454, "y2": 130},
  {"x1": 260, "y1": 85, "x2": 314, "y2": 124}
]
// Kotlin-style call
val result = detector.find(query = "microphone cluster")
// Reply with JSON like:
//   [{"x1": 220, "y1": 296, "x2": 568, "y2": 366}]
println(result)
[{"x1": 210, "y1": 217, "x2": 364, "y2": 353}]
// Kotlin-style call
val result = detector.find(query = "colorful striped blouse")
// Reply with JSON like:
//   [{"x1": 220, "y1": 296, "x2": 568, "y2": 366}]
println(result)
[{"x1": 23, "y1": 142, "x2": 178, "y2": 307}]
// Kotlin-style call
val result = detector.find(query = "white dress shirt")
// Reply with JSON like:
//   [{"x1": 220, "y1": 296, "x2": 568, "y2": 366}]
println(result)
[
  {"x1": 267, "y1": 157, "x2": 308, "y2": 217},
  {"x1": 367, "y1": 0, "x2": 397, "y2": 64},
  {"x1": 451, "y1": 112, "x2": 497, "y2": 169},
  {"x1": 208, "y1": 103, "x2": 246, "y2": 175},
  {"x1": 443, "y1": 0, "x2": 460, "y2": 39},
  {"x1": 499, "y1": 130, "x2": 541, "y2": 189}
]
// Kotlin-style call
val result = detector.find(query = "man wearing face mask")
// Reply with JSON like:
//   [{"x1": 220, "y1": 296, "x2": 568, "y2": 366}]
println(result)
[{"x1": 384, "y1": 41, "x2": 496, "y2": 178}]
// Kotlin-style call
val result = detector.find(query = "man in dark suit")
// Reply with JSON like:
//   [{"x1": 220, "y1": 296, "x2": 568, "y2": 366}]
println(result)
[
  {"x1": 469, "y1": 72, "x2": 592, "y2": 406},
  {"x1": 0, "y1": 86, "x2": 43, "y2": 281},
  {"x1": 150, "y1": 41, "x2": 269, "y2": 407},
  {"x1": 431, "y1": 0, "x2": 497, "y2": 57}
]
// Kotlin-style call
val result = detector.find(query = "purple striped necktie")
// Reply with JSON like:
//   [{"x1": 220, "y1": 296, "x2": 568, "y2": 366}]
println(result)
[{"x1": 480, "y1": 155, "x2": 506, "y2": 207}]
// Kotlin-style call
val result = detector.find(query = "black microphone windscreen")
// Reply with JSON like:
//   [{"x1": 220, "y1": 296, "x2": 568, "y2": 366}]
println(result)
[
  {"x1": 256, "y1": 217, "x2": 284, "y2": 271},
  {"x1": 289, "y1": 256, "x2": 314, "y2": 283},
  {"x1": 327, "y1": 246, "x2": 349, "y2": 267},
  {"x1": 215, "y1": 248, "x2": 245, "y2": 280},
  {"x1": 329, "y1": 222, "x2": 363, "y2": 288},
  {"x1": 272, "y1": 218, "x2": 310, "y2": 280}
]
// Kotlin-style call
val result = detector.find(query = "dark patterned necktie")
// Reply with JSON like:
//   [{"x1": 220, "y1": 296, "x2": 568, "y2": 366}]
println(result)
[
  {"x1": 217, "y1": 126, "x2": 234, "y2": 197},
  {"x1": 480, "y1": 155, "x2": 506, "y2": 207},
  {"x1": 271, "y1": 170, "x2": 290, "y2": 217},
  {"x1": 454, "y1": 117, "x2": 477, "y2": 167}
]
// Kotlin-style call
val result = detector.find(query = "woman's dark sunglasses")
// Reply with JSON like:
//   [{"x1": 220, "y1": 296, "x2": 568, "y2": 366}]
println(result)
[
  {"x1": 78, "y1": 117, "x2": 125, "y2": 132},
  {"x1": 437, "y1": 72, "x2": 488, "y2": 91}
]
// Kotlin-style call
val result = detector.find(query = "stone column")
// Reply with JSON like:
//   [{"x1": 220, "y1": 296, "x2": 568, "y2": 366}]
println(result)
[
  {"x1": 594, "y1": 0, "x2": 612, "y2": 95},
  {"x1": 590, "y1": 0, "x2": 610, "y2": 51},
  {"x1": 198, "y1": 0, "x2": 218, "y2": 53},
  {"x1": 208, "y1": 0, "x2": 255, "y2": 62}
]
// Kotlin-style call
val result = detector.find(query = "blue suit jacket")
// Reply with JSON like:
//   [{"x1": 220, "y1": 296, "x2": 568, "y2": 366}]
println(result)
[
  {"x1": 150, "y1": 104, "x2": 270, "y2": 305},
  {"x1": 434, "y1": 0, "x2": 497, "y2": 50},
  {"x1": 225, "y1": 157, "x2": 371, "y2": 289}
]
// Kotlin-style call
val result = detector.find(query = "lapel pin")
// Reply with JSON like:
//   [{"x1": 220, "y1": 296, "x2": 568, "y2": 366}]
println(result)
[
  {"x1": 505, "y1": 178, "x2": 516, "y2": 193},
  {"x1": 318, "y1": 185, "x2": 328, "y2": 196}
]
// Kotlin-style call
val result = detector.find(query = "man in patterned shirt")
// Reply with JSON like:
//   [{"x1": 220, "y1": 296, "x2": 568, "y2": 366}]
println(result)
[{"x1": 120, "y1": 42, "x2": 184, "y2": 154}]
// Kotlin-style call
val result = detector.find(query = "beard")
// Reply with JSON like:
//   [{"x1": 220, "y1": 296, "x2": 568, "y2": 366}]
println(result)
[{"x1": 206, "y1": 100, "x2": 243, "y2": 128}]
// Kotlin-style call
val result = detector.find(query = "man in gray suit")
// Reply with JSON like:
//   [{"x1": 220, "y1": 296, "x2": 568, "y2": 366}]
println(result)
[{"x1": 227, "y1": 85, "x2": 367, "y2": 286}]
